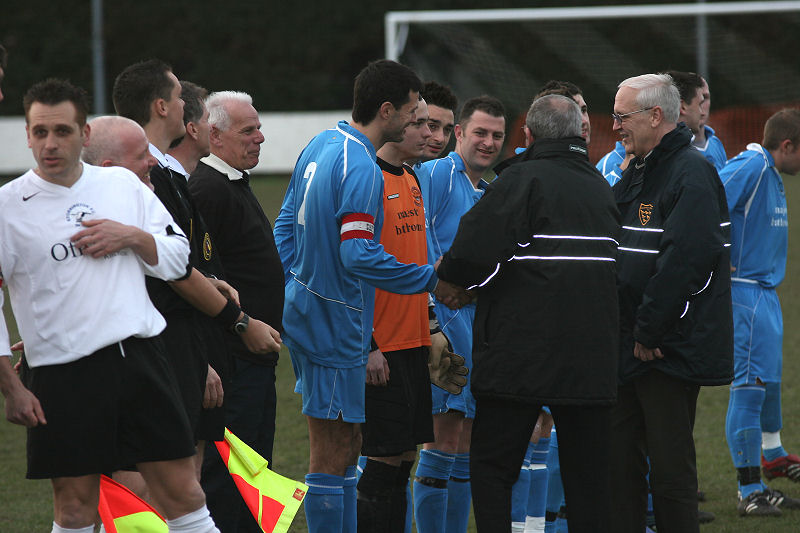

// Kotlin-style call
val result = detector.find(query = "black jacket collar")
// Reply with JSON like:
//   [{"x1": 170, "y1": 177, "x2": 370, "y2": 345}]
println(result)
[{"x1": 493, "y1": 136, "x2": 589, "y2": 176}]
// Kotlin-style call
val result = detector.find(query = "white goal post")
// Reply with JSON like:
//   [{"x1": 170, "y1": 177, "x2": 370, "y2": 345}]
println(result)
[
  {"x1": 384, "y1": 1, "x2": 800, "y2": 162},
  {"x1": 386, "y1": 1, "x2": 800, "y2": 77}
]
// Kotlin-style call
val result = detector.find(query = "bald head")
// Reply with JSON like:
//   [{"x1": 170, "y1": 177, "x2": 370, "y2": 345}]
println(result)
[{"x1": 83, "y1": 116, "x2": 156, "y2": 187}]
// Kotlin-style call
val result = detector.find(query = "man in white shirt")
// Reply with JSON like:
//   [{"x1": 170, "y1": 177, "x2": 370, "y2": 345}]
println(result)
[{"x1": 0, "y1": 79, "x2": 220, "y2": 533}]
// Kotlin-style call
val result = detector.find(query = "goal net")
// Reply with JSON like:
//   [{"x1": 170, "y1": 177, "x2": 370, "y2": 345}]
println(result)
[{"x1": 386, "y1": 2, "x2": 800, "y2": 164}]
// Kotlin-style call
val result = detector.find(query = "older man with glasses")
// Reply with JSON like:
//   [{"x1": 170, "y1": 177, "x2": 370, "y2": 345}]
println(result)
[{"x1": 607, "y1": 73, "x2": 733, "y2": 533}]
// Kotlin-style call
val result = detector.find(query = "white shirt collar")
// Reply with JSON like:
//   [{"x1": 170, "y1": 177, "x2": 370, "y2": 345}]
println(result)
[
  {"x1": 200, "y1": 153, "x2": 247, "y2": 181},
  {"x1": 148, "y1": 143, "x2": 170, "y2": 169},
  {"x1": 165, "y1": 154, "x2": 189, "y2": 178}
]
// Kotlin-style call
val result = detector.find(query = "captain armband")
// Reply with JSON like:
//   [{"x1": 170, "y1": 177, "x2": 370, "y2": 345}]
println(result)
[{"x1": 340, "y1": 213, "x2": 375, "y2": 241}]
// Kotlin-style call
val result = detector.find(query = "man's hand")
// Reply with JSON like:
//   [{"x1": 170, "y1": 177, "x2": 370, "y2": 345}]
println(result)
[
  {"x1": 208, "y1": 278, "x2": 240, "y2": 307},
  {"x1": 240, "y1": 318, "x2": 282, "y2": 354},
  {"x1": 0, "y1": 357, "x2": 46, "y2": 427},
  {"x1": 71, "y1": 219, "x2": 138, "y2": 258},
  {"x1": 634, "y1": 341, "x2": 664, "y2": 361},
  {"x1": 203, "y1": 365, "x2": 224, "y2": 409},
  {"x1": 366, "y1": 349, "x2": 390, "y2": 386},
  {"x1": 428, "y1": 333, "x2": 468, "y2": 394},
  {"x1": 434, "y1": 280, "x2": 472, "y2": 310}
]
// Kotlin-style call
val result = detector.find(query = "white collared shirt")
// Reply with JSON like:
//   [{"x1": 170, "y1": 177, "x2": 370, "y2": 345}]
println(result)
[{"x1": 199, "y1": 153, "x2": 247, "y2": 181}]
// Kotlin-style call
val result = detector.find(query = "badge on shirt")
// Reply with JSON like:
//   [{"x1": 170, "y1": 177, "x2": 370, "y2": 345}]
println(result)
[{"x1": 639, "y1": 203, "x2": 654, "y2": 226}]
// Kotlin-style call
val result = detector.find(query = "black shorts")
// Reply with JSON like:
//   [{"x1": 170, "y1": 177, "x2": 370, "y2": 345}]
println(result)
[
  {"x1": 25, "y1": 336, "x2": 196, "y2": 479},
  {"x1": 361, "y1": 346, "x2": 434, "y2": 457}
]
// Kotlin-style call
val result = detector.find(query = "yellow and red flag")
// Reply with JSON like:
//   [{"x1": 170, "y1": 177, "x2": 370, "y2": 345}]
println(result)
[
  {"x1": 98, "y1": 474, "x2": 168, "y2": 532},
  {"x1": 215, "y1": 428, "x2": 308, "y2": 533}
]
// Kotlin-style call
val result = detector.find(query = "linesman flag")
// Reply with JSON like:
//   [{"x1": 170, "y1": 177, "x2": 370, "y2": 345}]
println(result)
[
  {"x1": 215, "y1": 427, "x2": 308, "y2": 533},
  {"x1": 98, "y1": 474, "x2": 168, "y2": 532}
]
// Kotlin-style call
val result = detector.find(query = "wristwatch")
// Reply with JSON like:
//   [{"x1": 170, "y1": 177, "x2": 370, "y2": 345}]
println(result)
[{"x1": 233, "y1": 313, "x2": 250, "y2": 334}]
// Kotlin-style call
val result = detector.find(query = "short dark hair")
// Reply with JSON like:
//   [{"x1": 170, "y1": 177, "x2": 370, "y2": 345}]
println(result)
[
  {"x1": 459, "y1": 95, "x2": 506, "y2": 125},
  {"x1": 0, "y1": 43, "x2": 7, "y2": 69},
  {"x1": 664, "y1": 70, "x2": 704, "y2": 104},
  {"x1": 180, "y1": 80, "x2": 208, "y2": 125},
  {"x1": 352, "y1": 59, "x2": 422, "y2": 125},
  {"x1": 113, "y1": 59, "x2": 175, "y2": 127},
  {"x1": 535, "y1": 80, "x2": 583, "y2": 101},
  {"x1": 422, "y1": 81, "x2": 458, "y2": 113},
  {"x1": 763, "y1": 108, "x2": 800, "y2": 150},
  {"x1": 23, "y1": 78, "x2": 90, "y2": 126}
]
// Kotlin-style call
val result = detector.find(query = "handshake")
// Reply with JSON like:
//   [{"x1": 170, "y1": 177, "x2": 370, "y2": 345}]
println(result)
[
  {"x1": 433, "y1": 279, "x2": 473, "y2": 310},
  {"x1": 432, "y1": 256, "x2": 473, "y2": 310}
]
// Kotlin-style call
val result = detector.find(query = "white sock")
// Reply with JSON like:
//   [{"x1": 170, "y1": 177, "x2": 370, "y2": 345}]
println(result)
[
  {"x1": 166, "y1": 505, "x2": 220, "y2": 533},
  {"x1": 98, "y1": 525, "x2": 106, "y2": 533},
  {"x1": 524, "y1": 515, "x2": 545, "y2": 533},
  {"x1": 51, "y1": 523, "x2": 94, "y2": 533},
  {"x1": 512, "y1": 522, "x2": 526, "y2": 533},
  {"x1": 762, "y1": 431, "x2": 783, "y2": 450}
]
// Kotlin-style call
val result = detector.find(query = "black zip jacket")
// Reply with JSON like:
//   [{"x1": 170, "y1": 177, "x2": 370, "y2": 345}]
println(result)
[
  {"x1": 438, "y1": 137, "x2": 620, "y2": 405},
  {"x1": 614, "y1": 124, "x2": 733, "y2": 386}
]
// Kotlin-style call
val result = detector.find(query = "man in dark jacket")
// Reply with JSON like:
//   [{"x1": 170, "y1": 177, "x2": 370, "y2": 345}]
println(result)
[
  {"x1": 436, "y1": 94, "x2": 620, "y2": 533},
  {"x1": 609, "y1": 73, "x2": 733, "y2": 533}
]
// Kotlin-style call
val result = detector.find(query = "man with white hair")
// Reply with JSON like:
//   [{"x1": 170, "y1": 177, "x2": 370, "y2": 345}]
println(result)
[
  {"x1": 608, "y1": 73, "x2": 733, "y2": 533},
  {"x1": 189, "y1": 90, "x2": 286, "y2": 533}
]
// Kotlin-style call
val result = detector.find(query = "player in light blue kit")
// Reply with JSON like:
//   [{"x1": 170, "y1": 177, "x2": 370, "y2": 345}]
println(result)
[
  {"x1": 667, "y1": 70, "x2": 728, "y2": 175},
  {"x1": 414, "y1": 95, "x2": 506, "y2": 533},
  {"x1": 274, "y1": 60, "x2": 466, "y2": 533},
  {"x1": 721, "y1": 109, "x2": 800, "y2": 517}
]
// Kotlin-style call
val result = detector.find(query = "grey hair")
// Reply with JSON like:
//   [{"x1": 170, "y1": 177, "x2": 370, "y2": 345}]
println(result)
[
  {"x1": 82, "y1": 115, "x2": 145, "y2": 164},
  {"x1": 206, "y1": 91, "x2": 253, "y2": 131},
  {"x1": 618, "y1": 74, "x2": 680, "y2": 123},
  {"x1": 525, "y1": 94, "x2": 582, "y2": 140}
]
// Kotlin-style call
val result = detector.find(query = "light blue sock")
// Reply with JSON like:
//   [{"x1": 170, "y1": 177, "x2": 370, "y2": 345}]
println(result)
[
  {"x1": 343, "y1": 465, "x2": 358, "y2": 533},
  {"x1": 511, "y1": 442, "x2": 534, "y2": 530},
  {"x1": 414, "y1": 449, "x2": 454, "y2": 533},
  {"x1": 545, "y1": 431, "x2": 563, "y2": 533},
  {"x1": 305, "y1": 472, "x2": 345, "y2": 533},
  {"x1": 762, "y1": 382, "x2": 787, "y2": 461},
  {"x1": 726, "y1": 385, "x2": 766, "y2": 498},
  {"x1": 526, "y1": 437, "x2": 549, "y2": 531},
  {"x1": 446, "y1": 453, "x2": 471, "y2": 533},
  {"x1": 357, "y1": 455, "x2": 367, "y2": 480},
  {"x1": 646, "y1": 462, "x2": 655, "y2": 527}
]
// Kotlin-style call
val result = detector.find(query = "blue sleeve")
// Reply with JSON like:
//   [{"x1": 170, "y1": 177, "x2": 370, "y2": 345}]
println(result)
[
  {"x1": 273, "y1": 175, "x2": 297, "y2": 283},
  {"x1": 720, "y1": 156, "x2": 758, "y2": 214},
  {"x1": 337, "y1": 144, "x2": 437, "y2": 294},
  {"x1": 340, "y1": 238, "x2": 437, "y2": 294}
]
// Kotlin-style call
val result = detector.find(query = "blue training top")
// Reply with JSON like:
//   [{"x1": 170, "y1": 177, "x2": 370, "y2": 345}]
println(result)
[
  {"x1": 720, "y1": 143, "x2": 787, "y2": 288},
  {"x1": 274, "y1": 121, "x2": 437, "y2": 367}
]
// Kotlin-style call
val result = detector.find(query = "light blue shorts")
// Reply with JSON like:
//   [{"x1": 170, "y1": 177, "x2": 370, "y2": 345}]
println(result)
[
  {"x1": 430, "y1": 302, "x2": 476, "y2": 419},
  {"x1": 731, "y1": 282, "x2": 783, "y2": 387},
  {"x1": 290, "y1": 348, "x2": 367, "y2": 423}
]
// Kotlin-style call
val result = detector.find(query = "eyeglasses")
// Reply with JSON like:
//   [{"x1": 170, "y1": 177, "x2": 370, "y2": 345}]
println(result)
[{"x1": 611, "y1": 107, "x2": 654, "y2": 124}]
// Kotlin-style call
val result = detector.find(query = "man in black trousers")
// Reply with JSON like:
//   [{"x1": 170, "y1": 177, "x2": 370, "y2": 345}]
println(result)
[{"x1": 436, "y1": 94, "x2": 620, "y2": 533}]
